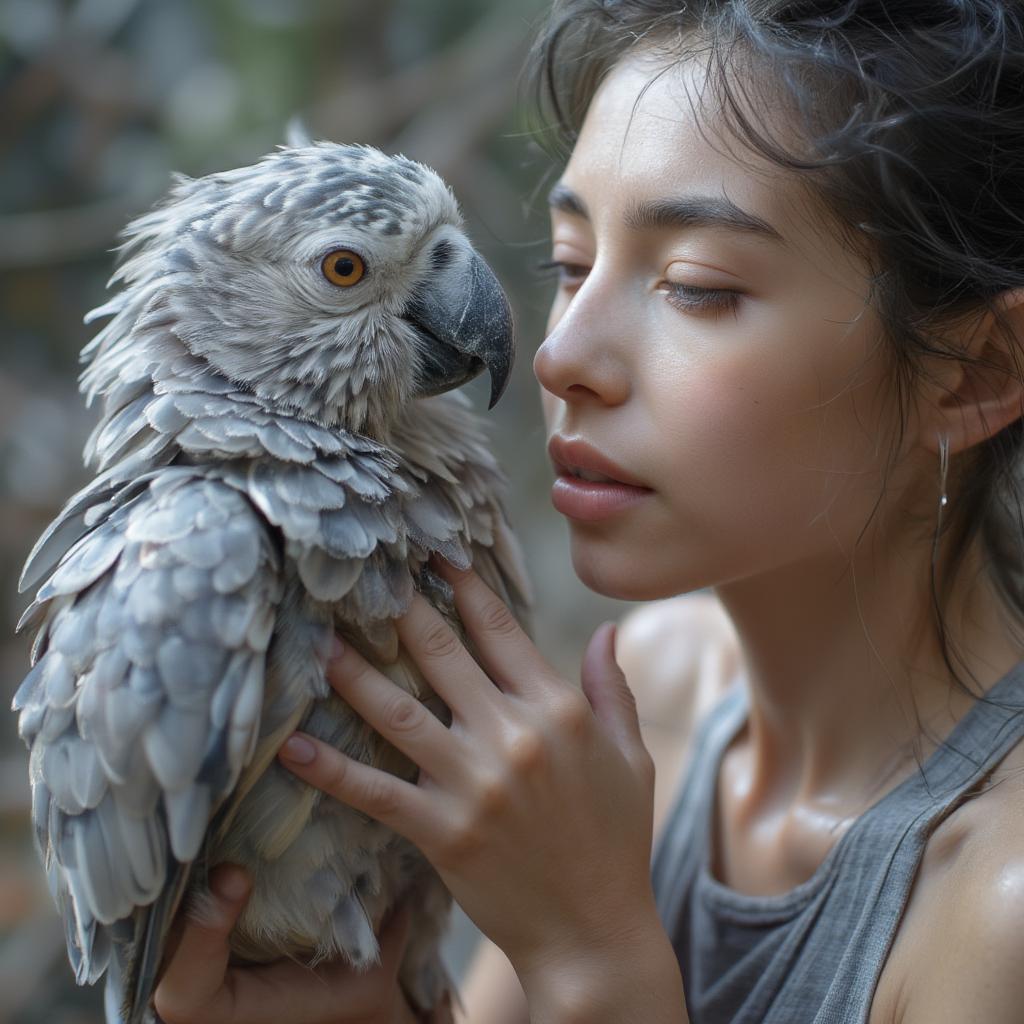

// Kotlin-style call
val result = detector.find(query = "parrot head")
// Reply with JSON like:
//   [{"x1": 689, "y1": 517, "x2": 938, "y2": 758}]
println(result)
[{"x1": 96, "y1": 141, "x2": 515, "y2": 436}]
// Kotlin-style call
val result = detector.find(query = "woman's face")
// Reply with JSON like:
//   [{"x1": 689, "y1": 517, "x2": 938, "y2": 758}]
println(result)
[{"x1": 534, "y1": 49, "x2": 925, "y2": 602}]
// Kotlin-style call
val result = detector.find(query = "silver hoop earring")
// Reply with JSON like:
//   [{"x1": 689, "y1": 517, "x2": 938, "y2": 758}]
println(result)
[{"x1": 938, "y1": 434, "x2": 950, "y2": 512}]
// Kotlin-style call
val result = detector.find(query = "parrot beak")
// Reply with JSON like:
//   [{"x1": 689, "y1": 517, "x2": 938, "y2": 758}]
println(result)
[{"x1": 403, "y1": 245, "x2": 515, "y2": 409}]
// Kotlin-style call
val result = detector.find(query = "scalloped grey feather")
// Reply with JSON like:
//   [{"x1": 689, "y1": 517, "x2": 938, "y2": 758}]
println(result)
[{"x1": 13, "y1": 139, "x2": 531, "y2": 1024}]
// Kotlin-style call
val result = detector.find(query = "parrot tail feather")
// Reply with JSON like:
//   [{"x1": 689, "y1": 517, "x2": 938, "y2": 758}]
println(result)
[{"x1": 104, "y1": 862, "x2": 191, "y2": 1024}]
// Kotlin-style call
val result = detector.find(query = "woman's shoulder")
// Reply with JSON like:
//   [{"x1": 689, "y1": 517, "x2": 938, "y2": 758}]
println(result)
[
  {"x1": 616, "y1": 592, "x2": 742, "y2": 722},
  {"x1": 872, "y1": 737, "x2": 1024, "y2": 1023},
  {"x1": 615, "y1": 592, "x2": 744, "y2": 831}
]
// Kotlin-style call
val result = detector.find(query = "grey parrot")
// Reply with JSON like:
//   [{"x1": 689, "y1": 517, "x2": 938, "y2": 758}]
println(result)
[{"x1": 11, "y1": 139, "x2": 531, "y2": 1023}]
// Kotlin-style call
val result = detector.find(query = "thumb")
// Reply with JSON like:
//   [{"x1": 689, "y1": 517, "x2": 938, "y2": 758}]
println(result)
[
  {"x1": 156, "y1": 864, "x2": 252, "y2": 1016},
  {"x1": 580, "y1": 622, "x2": 644, "y2": 755}
]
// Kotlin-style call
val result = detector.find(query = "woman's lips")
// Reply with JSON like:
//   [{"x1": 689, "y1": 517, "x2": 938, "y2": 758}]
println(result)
[
  {"x1": 547, "y1": 434, "x2": 650, "y2": 489},
  {"x1": 550, "y1": 472, "x2": 655, "y2": 521},
  {"x1": 546, "y1": 434, "x2": 654, "y2": 520}
]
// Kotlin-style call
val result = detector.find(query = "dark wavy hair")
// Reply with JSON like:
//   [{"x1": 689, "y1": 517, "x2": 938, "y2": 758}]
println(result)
[{"x1": 527, "y1": 0, "x2": 1024, "y2": 705}]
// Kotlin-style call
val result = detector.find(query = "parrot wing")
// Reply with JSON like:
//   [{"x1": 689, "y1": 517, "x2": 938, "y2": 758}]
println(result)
[
  {"x1": 20, "y1": 352, "x2": 406, "y2": 600},
  {"x1": 13, "y1": 469, "x2": 283, "y2": 1024}
]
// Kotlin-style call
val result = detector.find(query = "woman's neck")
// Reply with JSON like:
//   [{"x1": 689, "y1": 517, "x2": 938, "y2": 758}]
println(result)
[{"x1": 713, "y1": 535, "x2": 1024, "y2": 814}]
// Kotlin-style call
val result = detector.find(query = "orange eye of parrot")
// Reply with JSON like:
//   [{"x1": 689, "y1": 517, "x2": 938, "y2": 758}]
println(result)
[{"x1": 321, "y1": 250, "x2": 365, "y2": 286}]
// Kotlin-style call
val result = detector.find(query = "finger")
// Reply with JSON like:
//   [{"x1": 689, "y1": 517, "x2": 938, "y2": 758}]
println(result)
[
  {"x1": 276, "y1": 905, "x2": 415, "y2": 1024},
  {"x1": 154, "y1": 865, "x2": 251, "y2": 1024},
  {"x1": 278, "y1": 733, "x2": 442, "y2": 849},
  {"x1": 422, "y1": 559, "x2": 550, "y2": 696},
  {"x1": 323, "y1": 639, "x2": 465, "y2": 781},
  {"x1": 580, "y1": 622, "x2": 647, "y2": 760},
  {"x1": 299, "y1": 902, "x2": 413, "y2": 1017},
  {"x1": 395, "y1": 591, "x2": 505, "y2": 715}
]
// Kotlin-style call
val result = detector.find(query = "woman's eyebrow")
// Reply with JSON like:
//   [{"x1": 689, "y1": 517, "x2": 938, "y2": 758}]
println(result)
[
  {"x1": 548, "y1": 182, "x2": 590, "y2": 219},
  {"x1": 625, "y1": 194, "x2": 788, "y2": 245},
  {"x1": 548, "y1": 182, "x2": 786, "y2": 246}
]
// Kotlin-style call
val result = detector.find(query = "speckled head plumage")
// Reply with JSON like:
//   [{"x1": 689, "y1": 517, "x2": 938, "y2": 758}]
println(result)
[{"x1": 81, "y1": 142, "x2": 514, "y2": 437}]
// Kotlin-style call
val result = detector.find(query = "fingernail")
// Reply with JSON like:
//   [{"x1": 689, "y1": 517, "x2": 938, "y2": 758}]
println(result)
[
  {"x1": 214, "y1": 868, "x2": 249, "y2": 901},
  {"x1": 329, "y1": 635, "x2": 345, "y2": 662},
  {"x1": 281, "y1": 734, "x2": 316, "y2": 764}
]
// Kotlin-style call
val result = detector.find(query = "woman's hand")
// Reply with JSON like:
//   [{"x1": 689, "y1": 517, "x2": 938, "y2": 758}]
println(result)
[
  {"x1": 277, "y1": 558, "x2": 686, "y2": 1021},
  {"x1": 152, "y1": 864, "x2": 419, "y2": 1024}
]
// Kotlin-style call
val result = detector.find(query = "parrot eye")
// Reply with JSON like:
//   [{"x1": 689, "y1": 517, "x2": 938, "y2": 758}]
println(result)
[{"x1": 321, "y1": 249, "x2": 365, "y2": 287}]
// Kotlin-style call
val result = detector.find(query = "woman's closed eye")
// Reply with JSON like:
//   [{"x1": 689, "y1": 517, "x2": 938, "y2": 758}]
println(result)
[
  {"x1": 539, "y1": 258, "x2": 739, "y2": 315},
  {"x1": 537, "y1": 258, "x2": 590, "y2": 289},
  {"x1": 660, "y1": 282, "x2": 740, "y2": 315}
]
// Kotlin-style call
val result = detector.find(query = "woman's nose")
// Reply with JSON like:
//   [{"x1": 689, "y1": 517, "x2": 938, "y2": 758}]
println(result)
[{"x1": 532, "y1": 284, "x2": 631, "y2": 407}]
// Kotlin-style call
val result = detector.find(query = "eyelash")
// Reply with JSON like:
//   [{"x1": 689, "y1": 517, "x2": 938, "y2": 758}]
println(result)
[
  {"x1": 536, "y1": 259, "x2": 740, "y2": 315},
  {"x1": 662, "y1": 283, "x2": 740, "y2": 315},
  {"x1": 536, "y1": 258, "x2": 587, "y2": 283}
]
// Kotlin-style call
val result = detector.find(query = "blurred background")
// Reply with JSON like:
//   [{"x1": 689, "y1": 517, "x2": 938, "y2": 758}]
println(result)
[{"x1": 0, "y1": 1, "x2": 643, "y2": 1020}]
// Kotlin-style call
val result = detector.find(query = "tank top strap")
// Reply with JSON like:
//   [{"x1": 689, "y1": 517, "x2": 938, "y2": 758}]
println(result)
[
  {"x1": 806, "y1": 659, "x2": 1024, "y2": 1022},
  {"x1": 652, "y1": 659, "x2": 1024, "y2": 1024},
  {"x1": 652, "y1": 682, "x2": 748, "y2": 949},
  {"x1": 895, "y1": 661, "x2": 1024, "y2": 799}
]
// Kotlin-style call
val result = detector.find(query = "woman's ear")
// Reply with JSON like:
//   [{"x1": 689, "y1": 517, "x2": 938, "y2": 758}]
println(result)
[{"x1": 920, "y1": 287, "x2": 1024, "y2": 456}]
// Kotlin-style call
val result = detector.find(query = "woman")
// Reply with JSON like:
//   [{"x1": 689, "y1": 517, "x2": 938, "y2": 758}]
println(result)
[{"x1": 153, "y1": 2, "x2": 1024, "y2": 1021}]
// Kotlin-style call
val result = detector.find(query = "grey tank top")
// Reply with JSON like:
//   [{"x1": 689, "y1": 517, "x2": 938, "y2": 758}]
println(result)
[{"x1": 651, "y1": 659, "x2": 1024, "y2": 1024}]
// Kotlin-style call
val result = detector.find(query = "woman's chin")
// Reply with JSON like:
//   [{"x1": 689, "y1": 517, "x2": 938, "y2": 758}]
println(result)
[{"x1": 568, "y1": 539, "x2": 684, "y2": 602}]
